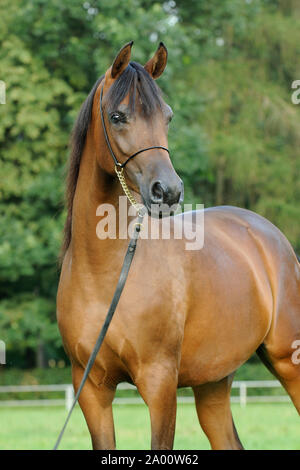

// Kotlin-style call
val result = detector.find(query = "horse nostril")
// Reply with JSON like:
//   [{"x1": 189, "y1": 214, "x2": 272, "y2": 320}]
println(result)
[{"x1": 150, "y1": 181, "x2": 165, "y2": 203}]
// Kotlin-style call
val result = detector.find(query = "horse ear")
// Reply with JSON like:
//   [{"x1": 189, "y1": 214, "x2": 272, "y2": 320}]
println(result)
[
  {"x1": 144, "y1": 42, "x2": 168, "y2": 79},
  {"x1": 111, "y1": 41, "x2": 134, "y2": 79}
]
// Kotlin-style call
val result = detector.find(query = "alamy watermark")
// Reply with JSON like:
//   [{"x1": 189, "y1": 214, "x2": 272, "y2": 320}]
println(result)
[
  {"x1": 291, "y1": 80, "x2": 300, "y2": 105},
  {"x1": 0, "y1": 340, "x2": 6, "y2": 365},
  {"x1": 96, "y1": 197, "x2": 205, "y2": 251},
  {"x1": 291, "y1": 339, "x2": 300, "y2": 365},
  {"x1": 0, "y1": 80, "x2": 6, "y2": 104}
]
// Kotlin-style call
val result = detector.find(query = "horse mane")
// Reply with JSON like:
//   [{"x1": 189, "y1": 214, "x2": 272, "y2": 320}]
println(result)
[{"x1": 60, "y1": 62, "x2": 163, "y2": 262}]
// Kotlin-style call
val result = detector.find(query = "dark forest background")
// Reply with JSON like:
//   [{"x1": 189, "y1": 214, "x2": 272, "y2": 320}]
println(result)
[{"x1": 1, "y1": 0, "x2": 300, "y2": 371}]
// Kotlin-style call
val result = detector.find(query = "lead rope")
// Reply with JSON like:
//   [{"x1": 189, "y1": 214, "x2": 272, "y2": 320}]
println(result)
[{"x1": 53, "y1": 171, "x2": 145, "y2": 450}]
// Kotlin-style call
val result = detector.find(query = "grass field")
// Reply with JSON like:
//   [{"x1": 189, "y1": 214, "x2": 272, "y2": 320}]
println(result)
[{"x1": 0, "y1": 403, "x2": 299, "y2": 450}]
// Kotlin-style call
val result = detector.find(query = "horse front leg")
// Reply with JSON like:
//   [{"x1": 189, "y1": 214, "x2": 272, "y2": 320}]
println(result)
[
  {"x1": 136, "y1": 362, "x2": 178, "y2": 450},
  {"x1": 72, "y1": 364, "x2": 116, "y2": 450}
]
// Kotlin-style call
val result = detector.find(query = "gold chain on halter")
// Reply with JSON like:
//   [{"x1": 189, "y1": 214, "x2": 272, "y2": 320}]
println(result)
[
  {"x1": 114, "y1": 166, "x2": 142, "y2": 211},
  {"x1": 115, "y1": 166, "x2": 145, "y2": 229}
]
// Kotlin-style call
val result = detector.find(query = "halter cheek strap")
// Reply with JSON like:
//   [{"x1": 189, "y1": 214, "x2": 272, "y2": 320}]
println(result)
[{"x1": 100, "y1": 86, "x2": 170, "y2": 169}]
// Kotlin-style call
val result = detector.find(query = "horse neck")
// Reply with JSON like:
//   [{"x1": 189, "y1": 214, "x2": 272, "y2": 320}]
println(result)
[{"x1": 71, "y1": 131, "x2": 129, "y2": 269}]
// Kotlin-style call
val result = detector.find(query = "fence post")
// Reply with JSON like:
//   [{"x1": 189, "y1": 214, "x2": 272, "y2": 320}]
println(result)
[
  {"x1": 240, "y1": 382, "x2": 247, "y2": 407},
  {"x1": 65, "y1": 385, "x2": 74, "y2": 411}
]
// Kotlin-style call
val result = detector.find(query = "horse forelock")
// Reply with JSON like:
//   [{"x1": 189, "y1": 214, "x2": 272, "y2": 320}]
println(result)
[{"x1": 106, "y1": 62, "x2": 163, "y2": 116}]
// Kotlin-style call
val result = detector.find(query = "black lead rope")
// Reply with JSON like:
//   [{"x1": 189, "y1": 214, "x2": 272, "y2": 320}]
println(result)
[{"x1": 53, "y1": 211, "x2": 144, "y2": 450}]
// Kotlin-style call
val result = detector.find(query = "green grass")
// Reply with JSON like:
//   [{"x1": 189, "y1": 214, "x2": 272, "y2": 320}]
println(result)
[{"x1": 0, "y1": 403, "x2": 299, "y2": 450}]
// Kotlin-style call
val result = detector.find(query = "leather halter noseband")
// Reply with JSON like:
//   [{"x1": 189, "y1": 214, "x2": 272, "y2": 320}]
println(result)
[{"x1": 100, "y1": 86, "x2": 170, "y2": 168}]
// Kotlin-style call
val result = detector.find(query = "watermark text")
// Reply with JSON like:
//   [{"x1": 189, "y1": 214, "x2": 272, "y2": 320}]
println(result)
[
  {"x1": 96, "y1": 197, "x2": 205, "y2": 251},
  {"x1": 291, "y1": 80, "x2": 300, "y2": 105},
  {"x1": 0, "y1": 340, "x2": 6, "y2": 365},
  {"x1": 0, "y1": 81, "x2": 6, "y2": 104}
]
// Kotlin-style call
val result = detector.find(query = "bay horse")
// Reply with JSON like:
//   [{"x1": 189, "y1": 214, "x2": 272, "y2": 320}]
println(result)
[{"x1": 57, "y1": 41, "x2": 300, "y2": 450}]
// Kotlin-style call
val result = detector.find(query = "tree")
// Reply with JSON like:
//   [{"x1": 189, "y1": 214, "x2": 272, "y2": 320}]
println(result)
[{"x1": 1, "y1": 0, "x2": 299, "y2": 368}]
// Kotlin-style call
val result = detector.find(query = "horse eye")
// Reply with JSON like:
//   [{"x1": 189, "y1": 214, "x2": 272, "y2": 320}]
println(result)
[
  {"x1": 110, "y1": 113, "x2": 121, "y2": 124},
  {"x1": 166, "y1": 114, "x2": 173, "y2": 126},
  {"x1": 167, "y1": 110, "x2": 174, "y2": 124}
]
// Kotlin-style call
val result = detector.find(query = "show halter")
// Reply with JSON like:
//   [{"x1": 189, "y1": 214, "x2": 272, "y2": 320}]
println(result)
[
  {"x1": 99, "y1": 86, "x2": 170, "y2": 169},
  {"x1": 99, "y1": 86, "x2": 170, "y2": 210}
]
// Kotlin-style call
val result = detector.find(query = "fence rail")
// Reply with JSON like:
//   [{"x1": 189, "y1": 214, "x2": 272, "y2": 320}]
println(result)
[{"x1": 0, "y1": 380, "x2": 289, "y2": 411}]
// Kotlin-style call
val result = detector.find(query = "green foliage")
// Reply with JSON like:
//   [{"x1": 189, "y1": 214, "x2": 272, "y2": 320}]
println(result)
[
  {"x1": 0, "y1": 0, "x2": 299, "y2": 368},
  {"x1": 0, "y1": 366, "x2": 70, "y2": 386}
]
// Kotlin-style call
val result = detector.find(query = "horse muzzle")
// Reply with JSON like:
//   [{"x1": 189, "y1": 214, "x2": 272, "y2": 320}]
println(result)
[{"x1": 141, "y1": 175, "x2": 184, "y2": 218}]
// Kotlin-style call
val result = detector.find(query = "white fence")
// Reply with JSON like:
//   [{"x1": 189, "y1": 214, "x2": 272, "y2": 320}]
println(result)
[{"x1": 0, "y1": 380, "x2": 290, "y2": 411}]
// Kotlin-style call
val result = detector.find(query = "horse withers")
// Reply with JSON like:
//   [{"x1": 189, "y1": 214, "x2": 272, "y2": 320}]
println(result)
[{"x1": 57, "y1": 42, "x2": 300, "y2": 450}]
